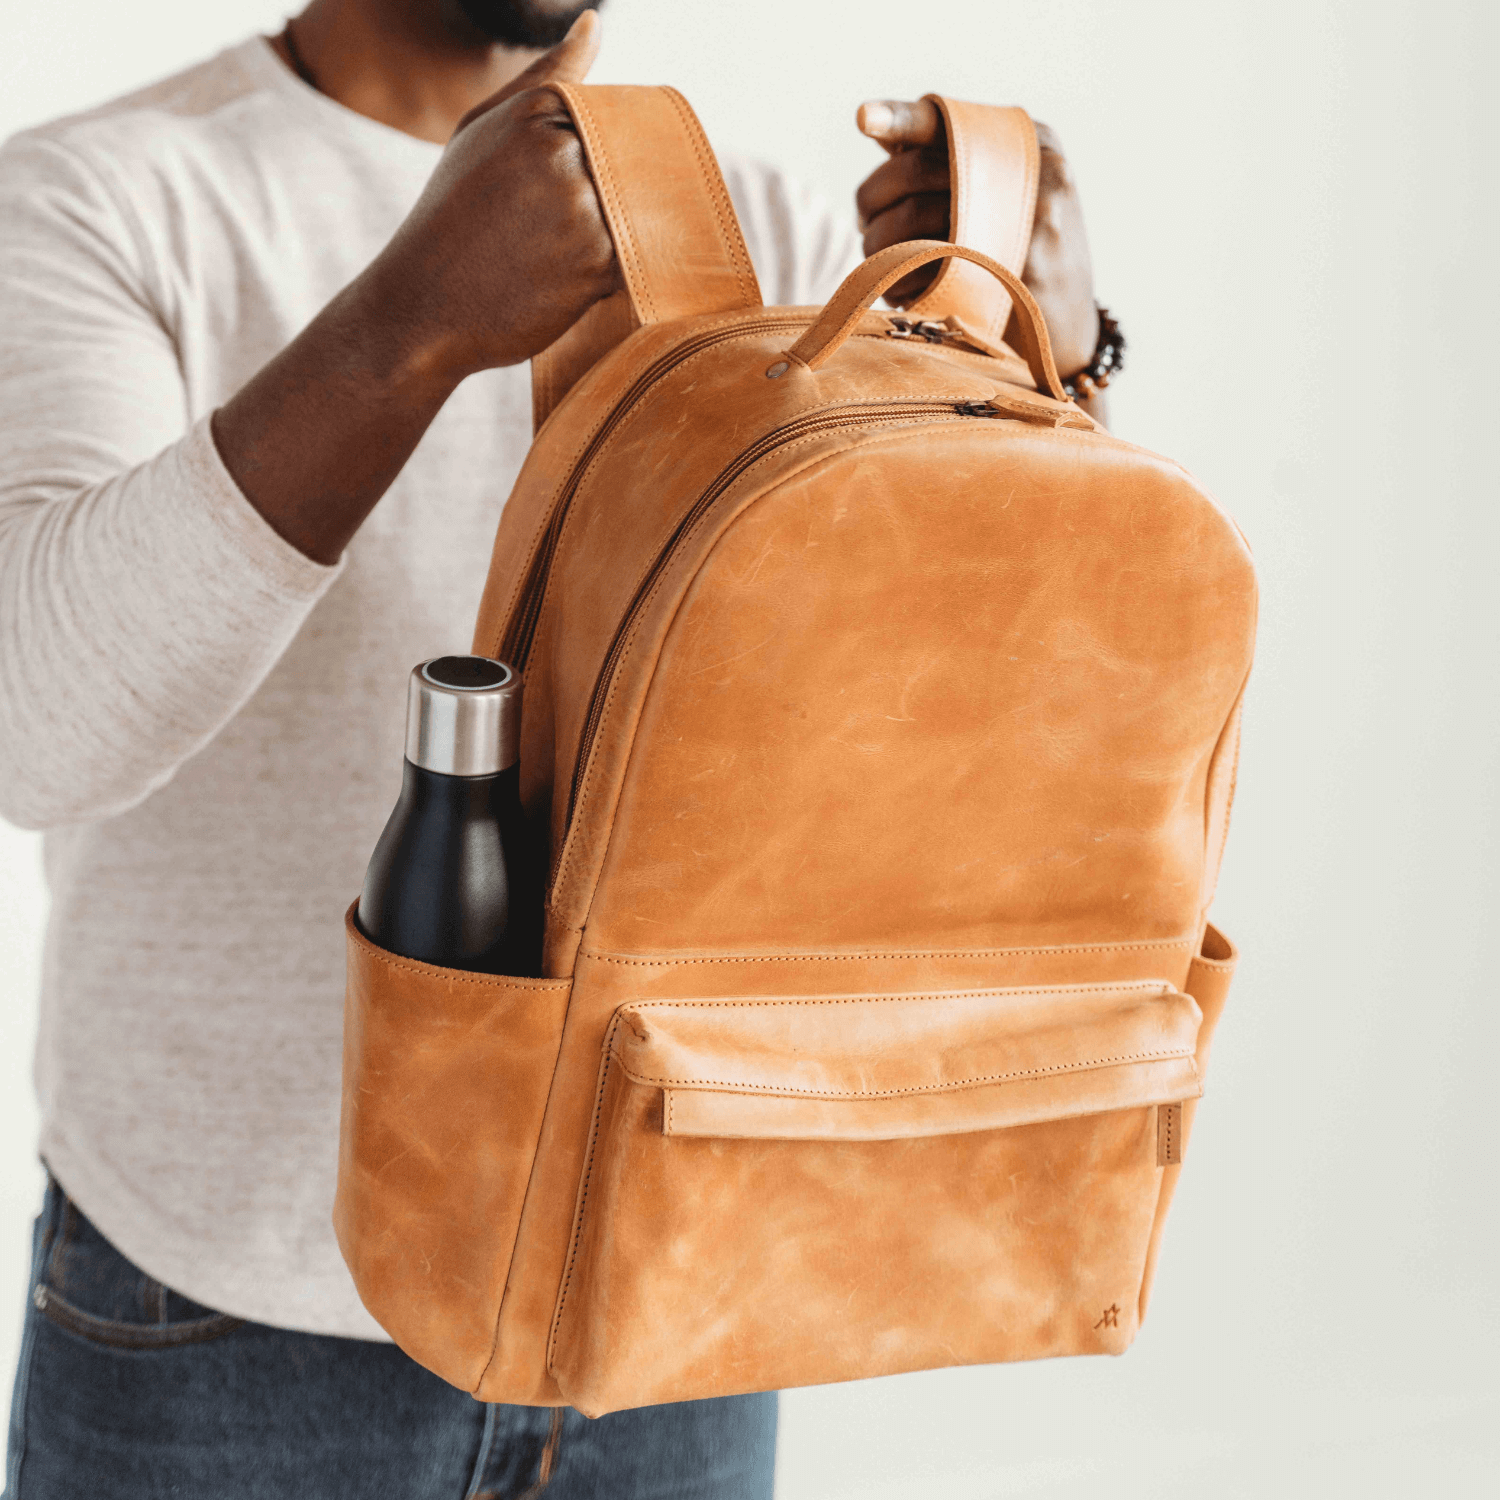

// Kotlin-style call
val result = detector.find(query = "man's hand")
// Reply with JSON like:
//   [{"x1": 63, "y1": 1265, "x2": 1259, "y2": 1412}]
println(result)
[
  {"x1": 370, "y1": 21, "x2": 618, "y2": 381},
  {"x1": 854, "y1": 99, "x2": 1101, "y2": 384},
  {"x1": 212, "y1": 12, "x2": 614, "y2": 564}
]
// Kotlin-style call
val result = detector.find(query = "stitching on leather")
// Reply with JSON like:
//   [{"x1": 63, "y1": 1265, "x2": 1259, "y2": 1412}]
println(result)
[
  {"x1": 1158, "y1": 1101, "x2": 1179, "y2": 1165},
  {"x1": 802, "y1": 259, "x2": 918, "y2": 364},
  {"x1": 578, "y1": 390, "x2": 984, "y2": 650},
  {"x1": 625, "y1": 981, "x2": 1169, "y2": 1007},
  {"x1": 503, "y1": 327, "x2": 848, "y2": 675},
  {"x1": 473, "y1": 1007, "x2": 578, "y2": 1396},
  {"x1": 482, "y1": 313, "x2": 770, "y2": 655},
  {"x1": 347, "y1": 918, "x2": 570, "y2": 992},
  {"x1": 1188, "y1": 954, "x2": 1236, "y2": 972},
  {"x1": 553, "y1": 417, "x2": 1015, "y2": 908},
  {"x1": 1015, "y1": 115, "x2": 1041, "y2": 276},
  {"x1": 568, "y1": 89, "x2": 655, "y2": 324},
  {"x1": 638, "y1": 1048, "x2": 1193, "y2": 1097},
  {"x1": 583, "y1": 938, "x2": 1194, "y2": 966},
  {"x1": 661, "y1": 88, "x2": 761, "y2": 305},
  {"x1": 552, "y1": 388, "x2": 902, "y2": 691},
  {"x1": 554, "y1": 1016, "x2": 1198, "y2": 1343},
  {"x1": 951, "y1": 102, "x2": 981, "y2": 333},
  {"x1": 488, "y1": 309, "x2": 941, "y2": 658},
  {"x1": 551, "y1": 422, "x2": 861, "y2": 900},
  {"x1": 547, "y1": 1017, "x2": 624, "y2": 1366}
]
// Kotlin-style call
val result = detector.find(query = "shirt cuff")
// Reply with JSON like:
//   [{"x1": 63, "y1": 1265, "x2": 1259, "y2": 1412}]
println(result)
[{"x1": 170, "y1": 414, "x2": 344, "y2": 604}]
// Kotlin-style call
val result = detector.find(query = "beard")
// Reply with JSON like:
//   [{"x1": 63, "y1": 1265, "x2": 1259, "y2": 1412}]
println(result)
[{"x1": 452, "y1": 0, "x2": 603, "y2": 48}]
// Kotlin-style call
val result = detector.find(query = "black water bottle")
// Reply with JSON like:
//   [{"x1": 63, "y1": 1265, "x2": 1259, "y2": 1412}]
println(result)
[{"x1": 356, "y1": 656, "x2": 539, "y2": 975}]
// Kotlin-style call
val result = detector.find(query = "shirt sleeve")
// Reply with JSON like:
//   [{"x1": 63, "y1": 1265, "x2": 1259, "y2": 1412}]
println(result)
[
  {"x1": 0, "y1": 131, "x2": 340, "y2": 830},
  {"x1": 720, "y1": 156, "x2": 866, "y2": 308}
]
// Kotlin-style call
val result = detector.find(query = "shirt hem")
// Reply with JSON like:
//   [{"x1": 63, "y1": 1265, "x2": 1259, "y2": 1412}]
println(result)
[{"x1": 39, "y1": 1136, "x2": 393, "y2": 1344}]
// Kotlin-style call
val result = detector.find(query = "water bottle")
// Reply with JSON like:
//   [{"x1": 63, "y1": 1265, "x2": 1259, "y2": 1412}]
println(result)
[{"x1": 356, "y1": 655, "x2": 540, "y2": 975}]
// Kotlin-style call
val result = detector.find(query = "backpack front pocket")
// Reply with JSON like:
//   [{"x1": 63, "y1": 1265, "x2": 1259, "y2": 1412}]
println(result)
[{"x1": 549, "y1": 980, "x2": 1202, "y2": 1415}]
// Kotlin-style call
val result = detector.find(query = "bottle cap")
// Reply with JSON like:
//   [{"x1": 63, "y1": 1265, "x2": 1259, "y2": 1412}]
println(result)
[{"x1": 405, "y1": 656, "x2": 521, "y2": 777}]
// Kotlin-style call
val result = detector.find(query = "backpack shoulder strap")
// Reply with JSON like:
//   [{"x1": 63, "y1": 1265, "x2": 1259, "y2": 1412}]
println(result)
[
  {"x1": 902, "y1": 97, "x2": 1041, "y2": 349},
  {"x1": 531, "y1": 84, "x2": 763, "y2": 431}
]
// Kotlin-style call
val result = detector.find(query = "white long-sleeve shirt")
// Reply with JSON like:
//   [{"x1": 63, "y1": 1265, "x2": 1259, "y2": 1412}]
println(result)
[{"x1": 0, "y1": 35, "x2": 861, "y2": 1337}]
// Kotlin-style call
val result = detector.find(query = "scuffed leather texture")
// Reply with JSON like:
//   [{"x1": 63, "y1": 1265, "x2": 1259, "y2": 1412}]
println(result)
[
  {"x1": 335, "y1": 85, "x2": 1256, "y2": 1413},
  {"x1": 333, "y1": 908, "x2": 571, "y2": 1389},
  {"x1": 551, "y1": 1055, "x2": 1164, "y2": 1415},
  {"x1": 531, "y1": 85, "x2": 762, "y2": 431}
]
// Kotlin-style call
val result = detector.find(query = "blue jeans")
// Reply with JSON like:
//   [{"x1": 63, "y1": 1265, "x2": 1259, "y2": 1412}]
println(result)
[{"x1": 4, "y1": 1176, "x2": 776, "y2": 1499}]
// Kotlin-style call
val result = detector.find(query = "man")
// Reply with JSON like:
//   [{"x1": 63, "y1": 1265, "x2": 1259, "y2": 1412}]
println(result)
[{"x1": 0, "y1": 2, "x2": 1104, "y2": 1494}]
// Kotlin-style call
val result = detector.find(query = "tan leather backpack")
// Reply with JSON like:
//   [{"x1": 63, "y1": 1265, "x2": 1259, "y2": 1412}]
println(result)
[{"x1": 335, "y1": 85, "x2": 1256, "y2": 1417}]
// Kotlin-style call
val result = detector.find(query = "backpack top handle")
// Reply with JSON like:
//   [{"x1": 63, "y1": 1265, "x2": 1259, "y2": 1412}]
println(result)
[
  {"x1": 787, "y1": 238, "x2": 1070, "y2": 403},
  {"x1": 530, "y1": 84, "x2": 763, "y2": 431},
  {"x1": 530, "y1": 90, "x2": 1042, "y2": 431}
]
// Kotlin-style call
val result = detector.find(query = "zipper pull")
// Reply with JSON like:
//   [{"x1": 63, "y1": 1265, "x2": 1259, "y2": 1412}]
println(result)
[
  {"x1": 955, "y1": 394, "x2": 1097, "y2": 431},
  {"x1": 888, "y1": 316, "x2": 954, "y2": 343}
]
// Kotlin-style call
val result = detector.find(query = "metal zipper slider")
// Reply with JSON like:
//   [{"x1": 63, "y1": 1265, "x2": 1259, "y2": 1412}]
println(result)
[{"x1": 888, "y1": 316, "x2": 958, "y2": 343}]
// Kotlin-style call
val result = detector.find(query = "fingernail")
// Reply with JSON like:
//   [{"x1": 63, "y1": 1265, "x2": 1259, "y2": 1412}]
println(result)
[{"x1": 860, "y1": 102, "x2": 893, "y2": 136}]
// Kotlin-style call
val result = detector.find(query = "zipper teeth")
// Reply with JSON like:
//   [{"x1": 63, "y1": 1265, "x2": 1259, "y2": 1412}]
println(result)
[
  {"x1": 501, "y1": 318, "x2": 809, "y2": 668},
  {"x1": 560, "y1": 401, "x2": 984, "y2": 849}
]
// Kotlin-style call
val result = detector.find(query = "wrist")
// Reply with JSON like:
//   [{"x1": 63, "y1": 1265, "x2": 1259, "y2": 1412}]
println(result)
[
  {"x1": 1059, "y1": 304, "x2": 1125, "y2": 403},
  {"x1": 1053, "y1": 300, "x2": 1102, "y2": 382},
  {"x1": 341, "y1": 257, "x2": 478, "y2": 397}
]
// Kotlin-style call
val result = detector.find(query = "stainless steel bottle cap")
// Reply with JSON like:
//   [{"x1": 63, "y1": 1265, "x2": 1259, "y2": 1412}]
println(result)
[{"x1": 405, "y1": 656, "x2": 521, "y2": 777}]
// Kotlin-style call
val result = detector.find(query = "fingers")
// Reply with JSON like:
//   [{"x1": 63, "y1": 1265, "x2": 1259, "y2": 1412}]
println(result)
[
  {"x1": 861, "y1": 193, "x2": 948, "y2": 258},
  {"x1": 855, "y1": 97, "x2": 947, "y2": 306},
  {"x1": 454, "y1": 10, "x2": 601, "y2": 132},
  {"x1": 857, "y1": 98, "x2": 944, "y2": 155},
  {"x1": 855, "y1": 148, "x2": 950, "y2": 227}
]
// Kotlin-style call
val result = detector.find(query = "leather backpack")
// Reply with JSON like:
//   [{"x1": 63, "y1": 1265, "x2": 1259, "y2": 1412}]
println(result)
[{"x1": 335, "y1": 84, "x2": 1257, "y2": 1417}]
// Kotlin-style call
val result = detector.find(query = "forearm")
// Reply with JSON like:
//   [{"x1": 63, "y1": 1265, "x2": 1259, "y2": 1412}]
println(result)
[{"x1": 211, "y1": 265, "x2": 463, "y2": 566}]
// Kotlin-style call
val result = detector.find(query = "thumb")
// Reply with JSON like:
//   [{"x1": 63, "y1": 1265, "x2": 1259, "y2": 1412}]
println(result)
[
  {"x1": 517, "y1": 8, "x2": 601, "y2": 88},
  {"x1": 857, "y1": 98, "x2": 943, "y2": 156},
  {"x1": 456, "y1": 10, "x2": 602, "y2": 131}
]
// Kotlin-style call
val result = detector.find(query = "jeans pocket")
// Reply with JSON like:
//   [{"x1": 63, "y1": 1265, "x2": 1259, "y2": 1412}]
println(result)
[{"x1": 34, "y1": 1182, "x2": 243, "y2": 1350}]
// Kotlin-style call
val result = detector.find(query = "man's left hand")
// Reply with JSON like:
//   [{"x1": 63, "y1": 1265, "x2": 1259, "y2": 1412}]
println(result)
[{"x1": 854, "y1": 99, "x2": 1101, "y2": 383}]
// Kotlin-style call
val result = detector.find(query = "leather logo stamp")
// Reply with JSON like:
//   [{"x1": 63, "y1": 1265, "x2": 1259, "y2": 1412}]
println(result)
[{"x1": 1093, "y1": 1304, "x2": 1121, "y2": 1329}]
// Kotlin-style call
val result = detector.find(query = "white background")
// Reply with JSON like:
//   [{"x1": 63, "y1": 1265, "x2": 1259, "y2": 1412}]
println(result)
[{"x1": 1, "y1": 0, "x2": 1496, "y2": 1494}]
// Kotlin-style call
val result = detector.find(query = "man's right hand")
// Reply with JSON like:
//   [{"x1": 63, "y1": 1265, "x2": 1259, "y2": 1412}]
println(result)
[
  {"x1": 369, "y1": 14, "x2": 618, "y2": 381},
  {"x1": 213, "y1": 12, "x2": 616, "y2": 565}
]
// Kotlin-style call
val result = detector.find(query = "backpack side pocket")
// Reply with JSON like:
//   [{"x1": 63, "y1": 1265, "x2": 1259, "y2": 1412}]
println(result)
[{"x1": 334, "y1": 905, "x2": 571, "y2": 1391}]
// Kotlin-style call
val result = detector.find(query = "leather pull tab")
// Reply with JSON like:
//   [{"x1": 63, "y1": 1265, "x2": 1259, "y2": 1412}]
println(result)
[{"x1": 1157, "y1": 1102, "x2": 1184, "y2": 1166}]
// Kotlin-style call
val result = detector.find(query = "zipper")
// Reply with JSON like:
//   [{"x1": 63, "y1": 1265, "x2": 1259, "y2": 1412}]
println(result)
[
  {"x1": 559, "y1": 399, "x2": 1005, "y2": 850},
  {"x1": 500, "y1": 317, "x2": 809, "y2": 669}
]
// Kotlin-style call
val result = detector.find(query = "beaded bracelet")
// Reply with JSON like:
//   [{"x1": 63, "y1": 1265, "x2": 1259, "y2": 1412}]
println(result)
[{"x1": 1062, "y1": 305, "x2": 1126, "y2": 402}]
